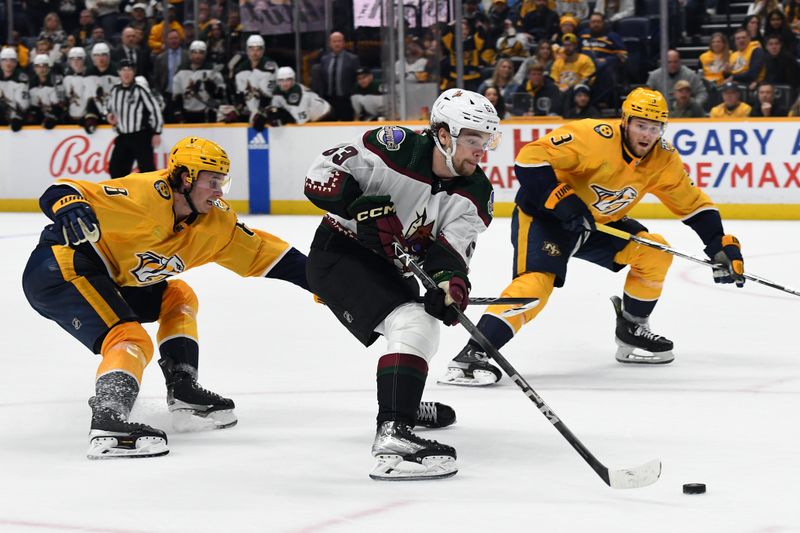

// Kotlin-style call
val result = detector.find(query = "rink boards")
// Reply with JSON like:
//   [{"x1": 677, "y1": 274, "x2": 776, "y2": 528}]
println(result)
[{"x1": 1, "y1": 117, "x2": 800, "y2": 219}]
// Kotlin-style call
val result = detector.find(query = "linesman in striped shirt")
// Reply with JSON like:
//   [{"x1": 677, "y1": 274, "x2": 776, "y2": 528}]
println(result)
[{"x1": 107, "y1": 59, "x2": 163, "y2": 178}]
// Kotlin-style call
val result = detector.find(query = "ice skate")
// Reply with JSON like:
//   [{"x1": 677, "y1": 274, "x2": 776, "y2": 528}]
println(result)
[
  {"x1": 369, "y1": 421, "x2": 457, "y2": 481},
  {"x1": 87, "y1": 397, "x2": 169, "y2": 459},
  {"x1": 611, "y1": 296, "x2": 674, "y2": 364},
  {"x1": 415, "y1": 401, "x2": 456, "y2": 429},
  {"x1": 438, "y1": 344, "x2": 502, "y2": 386},
  {"x1": 167, "y1": 372, "x2": 237, "y2": 431}
]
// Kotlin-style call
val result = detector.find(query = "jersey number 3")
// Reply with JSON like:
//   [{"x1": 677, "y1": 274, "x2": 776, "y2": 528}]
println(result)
[{"x1": 550, "y1": 134, "x2": 574, "y2": 146}]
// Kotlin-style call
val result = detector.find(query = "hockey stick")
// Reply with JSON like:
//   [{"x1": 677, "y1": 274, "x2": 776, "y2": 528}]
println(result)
[
  {"x1": 393, "y1": 242, "x2": 662, "y2": 489},
  {"x1": 411, "y1": 296, "x2": 539, "y2": 317},
  {"x1": 596, "y1": 224, "x2": 800, "y2": 297}
]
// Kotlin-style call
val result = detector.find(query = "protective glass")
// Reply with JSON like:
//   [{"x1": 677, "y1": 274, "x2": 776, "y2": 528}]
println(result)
[
  {"x1": 194, "y1": 173, "x2": 232, "y2": 195},
  {"x1": 455, "y1": 132, "x2": 503, "y2": 152}
]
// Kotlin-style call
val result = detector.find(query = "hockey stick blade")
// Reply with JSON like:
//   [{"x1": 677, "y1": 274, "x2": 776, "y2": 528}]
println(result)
[{"x1": 392, "y1": 242, "x2": 661, "y2": 489}]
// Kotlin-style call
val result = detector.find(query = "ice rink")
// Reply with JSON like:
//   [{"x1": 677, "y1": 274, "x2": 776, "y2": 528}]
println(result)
[{"x1": 1, "y1": 213, "x2": 798, "y2": 533}]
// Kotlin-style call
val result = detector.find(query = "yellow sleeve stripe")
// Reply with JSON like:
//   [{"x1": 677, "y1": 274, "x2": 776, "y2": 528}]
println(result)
[
  {"x1": 544, "y1": 182, "x2": 575, "y2": 210},
  {"x1": 51, "y1": 245, "x2": 120, "y2": 327},
  {"x1": 515, "y1": 208, "x2": 533, "y2": 276}
]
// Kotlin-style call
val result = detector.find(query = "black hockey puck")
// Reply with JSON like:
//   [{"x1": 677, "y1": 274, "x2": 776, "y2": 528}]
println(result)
[{"x1": 683, "y1": 483, "x2": 706, "y2": 494}]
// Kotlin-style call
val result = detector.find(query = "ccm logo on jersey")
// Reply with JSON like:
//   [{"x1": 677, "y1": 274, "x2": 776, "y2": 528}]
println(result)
[
  {"x1": 131, "y1": 251, "x2": 186, "y2": 284},
  {"x1": 356, "y1": 204, "x2": 396, "y2": 221},
  {"x1": 590, "y1": 184, "x2": 638, "y2": 215}
]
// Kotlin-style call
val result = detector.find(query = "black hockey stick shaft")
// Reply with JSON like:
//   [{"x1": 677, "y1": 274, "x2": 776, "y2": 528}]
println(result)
[
  {"x1": 597, "y1": 224, "x2": 800, "y2": 297},
  {"x1": 394, "y1": 243, "x2": 623, "y2": 487},
  {"x1": 413, "y1": 297, "x2": 538, "y2": 306}
]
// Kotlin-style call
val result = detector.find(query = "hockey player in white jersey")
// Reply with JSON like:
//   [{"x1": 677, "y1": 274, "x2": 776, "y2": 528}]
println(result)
[
  {"x1": 0, "y1": 47, "x2": 30, "y2": 132},
  {"x1": 172, "y1": 41, "x2": 226, "y2": 123},
  {"x1": 63, "y1": 47, "x2": 90, "y2": 125},
  {"x1": 304, "y1": 89, "x2": 501, "y2": 480},
  {"x1": 233, "y1": 34, "x2": 277, "y2": 131},
  {"x1": 28, "y1": 54, "x2": 66, "y2": 129},
  {"x1": 266, "y1": 66, "x2": 331, "y2": 126},
  {"x1": 83, "y1": 42, "x2": 119, "y2": 133}
]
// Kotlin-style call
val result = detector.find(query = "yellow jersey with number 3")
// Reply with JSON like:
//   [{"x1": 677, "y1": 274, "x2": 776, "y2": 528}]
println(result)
[
  {"x1": 514, "y1": 119, "x2": 715, "y2": 224},
  {"x1": 55, "y1": 170, "x2": 290, "y2": 287}
]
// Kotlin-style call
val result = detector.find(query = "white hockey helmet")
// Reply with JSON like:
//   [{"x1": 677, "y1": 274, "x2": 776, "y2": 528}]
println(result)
[
  {"x1": 68, "y1": 47, "x2": 86, "y2": 60},
  {"x1": 246, "y1": 34, "x2": 265, "y2": 48},
  {"x1": 430, "y1": 88, "x2": 501, "y2": 149},
  {"x1": 189, "y1": 40, "x2": 207, "y2": 53},
  {"x1": 0, "y1": 47, "x2": 17, "y2": 61},
  {"x1": 92, "y1": 42, "x2": 111, "y2": 56},
  {"x1": 277, "y1": 66, "x2": 295, "y2": 80},
  {"x1": 33, "y1": 54, "x2": 52, "y2": 67}
]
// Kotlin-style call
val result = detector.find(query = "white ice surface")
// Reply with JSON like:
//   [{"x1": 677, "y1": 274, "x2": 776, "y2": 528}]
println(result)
[{"x1": 1, "y1": 213, "x2": 798, "y2": 533}]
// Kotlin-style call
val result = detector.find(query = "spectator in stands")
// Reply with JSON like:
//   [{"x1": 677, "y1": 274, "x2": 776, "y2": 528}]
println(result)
[
  {"x1": 128, "y1": 3, "x2": 153, "y2": 39},
  {"x1": 763, "y1": 35, "x2": 800, "y2": 85},
  {"x1": 318, "y1": 31, "x2": 360, "y2": 121},
  {"x1": 482, "y1": 85, "x2": 509, "y2": 118},
  {"x1": 517, "y1": 0, "x2": 559, "y2": 42},
  {"x1": 396, "y1": 39, "x2": 429, "y2": 82},
  {"x1": 113, "y1": 27, "x2": 150, "y2": 77},
  {"x1": 495, "y1": 19, "x2": 532, "y2": 58},
  {"x1": 670, "y1": 79, "x2": 705, "y2": 117},
  {"x1": 593, "y1": 0, "x2": 634, "y2": 22},
  {"x1": 72, "y1": 10, "x2": 97, "y2": 47},
  {"x1": 196, "y1": 2, "x2": 218, "y2": 35},
  {"x1": 563, "y1": 83, "x2": 599, "y2": 117},
  {"x1": 555, "y1": 1, "x2": 589, "y2": 20},
  {"x1": 549, "y1": 33, "x2": 595, "y2": 92},
  {"x1": 149, "y1": 5, "x2": 186, "y2": 53},
  {"x1": 87, "y1": 0, "x2": 122, "y2": 42},
  {"x1": 478, "y1": 57, "x2": 518, "y2": 100},
  {"x1": 227, "y1": 8, "x2": 244, "y2": 56},
  {"x1": 710, "y1": 81, "x2": 752, "y2": 116},
  {"x1": 487, "y1": 0, "x2": 517, "y2": 44},
  {"x1": 725, "y1": 27, "x2": 766, "y2": 90},
  {"x1": 747, "y1": 0, "x2": 780, "y2": 17},
  {"x1": 441, "y1": 19, "x2": 494, "y2": 91},
  {"x1": 786, "y1": 0, "x2": 800, "y2": 36},
  {"x1": 34, "y1": 38, "x2": 61, "y2": 71},
  {"x1": 743, "y1": 14, "x2": 765, "y2": 44},
  {"x1": 152, "y1": 29, "x2": 188, "y2": 122},
  {"x1": 513, "y1": 62, "x2": 562, "y2": 115},
  {"x1": 58, "y1": 34, "x2": 79, "y2": 68},
  {"x1": 5, "y1": 32, "x2": 30, "y2": 70},
  {"x1": 763, "y1": 9, "x2": 797, "y2": 56},
  {"x1": 553, "y1": 14, "x2": 578, "y2": 45},
  {"x1": 514, "y1": 39, "x2": 555, "y2": 84},
  {"x1": 89, "y1": 27, "x2": 107, "y2": 49},
  {"x1": 749, "y1": 82, "x2": 787, "y2": 115},
  {"x1": 39, "y1": 13, "x2": 68, "y2": 48},
  {"x1": 646, "y1": 49, "x2": 708, "y2": 108},
  {"x1": 580, "y1": 12, "x2": 626, "y2": 106},
  {"x1": 463, "y1": 0, "x2": 490, "y2": 30},
  {"x1": 789, "y1": 94, "x2": 800, "y2": 116},
  {"x1": 183, "y1": 21, "x2": 197, "y2": 45},
  {"x1": 171, "y1": 40, "x2": 226, "y2": 123},
  {"x1": 350, "y1": 67, "x2": 383, "y2": 121},
  {"x1": 57, "y1": 0, "x2": 82, "y2": 35},
  {"x1": 699, "y1": 32, "x2": 731, "y2": 87},
  {"x1": 205, "y1": 21, "x2": 230, "y2": 72}
]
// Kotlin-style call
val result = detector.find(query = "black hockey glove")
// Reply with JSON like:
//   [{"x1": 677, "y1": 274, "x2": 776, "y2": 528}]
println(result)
[
  {"x1": 83, "y1": 114, "x2": 98, "y2": 134},
  {"x1": 203, "y1": 79, "x2": 217, "y2": 94},
  {"x1": 52, "y1": 195, "x2": 101, "y2": 246},
  {"x1": 10, "y1": 116, "x2": 23, "y2": 132},
  {"x1": 424, "y1": 271, "x2": 470, "y2": 326},
  {"x1": 347, "y1": 195, "x2": 408, "y2": 262},
  {"x1": 547, "y1": 182, "x2": 595, "y2": 234},
  {"x1": 705, "y1": 234, "x2": 745, "y2": 287}
]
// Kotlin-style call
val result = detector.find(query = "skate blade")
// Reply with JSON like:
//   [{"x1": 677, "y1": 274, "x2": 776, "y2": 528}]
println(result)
[
  {"x1": 87, "y1": 435, "x2": 169, "y2": 459},
  {"x1": 369, "y1": 455, "x2": 458, "y2": 481},
  {"x1": 615, "y1": 341, "x2": 674, "y2": 364},
  {"x1": 171, "y1": 409, "x2": 238, "y2": 432},
  {"x1": 437, "y1": 369, "x2": 499, "y2": 387}
]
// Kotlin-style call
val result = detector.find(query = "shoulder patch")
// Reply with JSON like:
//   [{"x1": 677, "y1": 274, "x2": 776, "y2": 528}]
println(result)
[
  {"x1": 376, "y1": 126, "x2": 407, "y2": 151},
  {"x1": 660, "y1": 138, "x2": 675, "y2": 152},
  {"x1": 212, "y1": 199, "x2": 231, "y2": 212},
  {"x1": 288, "y1": 91, "x2": 301, "y2": 105},
  {"x1": 154, "y1": 180, "x2": 172, "y2": 200},
  {"x1": 593, "y1": 123, "x2": 614, "y2": 138}
]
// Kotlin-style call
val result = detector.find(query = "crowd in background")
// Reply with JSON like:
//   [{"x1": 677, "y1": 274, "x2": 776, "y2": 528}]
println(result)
[{"x1": 2, "y1": 0, "x2": 800, "y2": 133}]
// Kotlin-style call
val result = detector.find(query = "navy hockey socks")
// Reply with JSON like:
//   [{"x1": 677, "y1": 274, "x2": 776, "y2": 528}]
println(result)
[
  {"x1": 468, "y1": 314, "x2": 514, "y2": 352},
  {"x1": 622, "y1": 294, "x2": 658, "y2": 320},
  {"x1": 376, "y1": 353, "x2": 428, "y2": 426}
]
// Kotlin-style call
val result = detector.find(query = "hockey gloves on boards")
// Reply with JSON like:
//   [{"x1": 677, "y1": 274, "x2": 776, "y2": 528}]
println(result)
[
  {"x1": 705, "y1": 234, "x2": 745, "y2": 287},
  {"x1": 424, "y1": 271, "x2": 470, "y2": 326},
  {"x1": 347, "y1": 195, "x2": 408, "y2": 262},
  {"x1": 546, "y1": 182, "x2": 596, "y2": 234},
  {"x1": 52, "y1": 195, "x2": 101, "y2": 246}
]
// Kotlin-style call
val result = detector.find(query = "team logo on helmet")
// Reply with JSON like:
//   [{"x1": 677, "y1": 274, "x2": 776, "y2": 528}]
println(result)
[
  {"x1": 593, "y1": 123, "x2": 614, "y2": 138},
  {"x1": 131, "y1": 251, "x2": 186, "y2": 284},
  {"x1": 590, "y1": 184, "x2": 638, "y2": 215},
  {"x1": 154, "y1": 180, "x2": 171, "y2": 200},
  {"x1": 377, "y1": 126, "x2": 406, "y2": 151}
]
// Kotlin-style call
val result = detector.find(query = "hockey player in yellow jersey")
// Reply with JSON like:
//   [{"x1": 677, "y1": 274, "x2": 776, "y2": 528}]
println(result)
[
  {"x1": 22, "y1": 137, "x2": 309, "y2": 457},
  {"x1": 440, "y1": 87, "x2": 746, "y2": 386}
]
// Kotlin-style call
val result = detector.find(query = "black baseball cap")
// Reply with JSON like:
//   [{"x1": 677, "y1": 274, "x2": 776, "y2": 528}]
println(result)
[
  {"x1": 118, "y1": 58, "x2": 135, "y2": 69},
  {"x1": 356, "y1": 67, "x2": 371, "y2": 76}
]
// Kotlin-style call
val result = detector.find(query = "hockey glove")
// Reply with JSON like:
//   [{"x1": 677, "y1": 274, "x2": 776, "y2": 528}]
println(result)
[
  {"x1": 52, "y1": 195, "x2": 101, "y2": 245},
  {"x1": 424, "y1": 271, "x2": 470, "y2": 326},
  {"x1": 546, "y1": 182, "x2": 596, "y2": 234},
  {"x1": 705, "y1": 234, "x2": 745, "y2": 287},
  {"x1": 347, "y1": 195, "x2": 408, "y2": 262}
]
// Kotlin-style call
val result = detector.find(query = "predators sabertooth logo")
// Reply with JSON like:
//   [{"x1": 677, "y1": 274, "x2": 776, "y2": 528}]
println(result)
[
  {"x1": 542, "y1": 241, "x2": 561, "y2": 256},
  {"x1": 131, "y1": 251, "x2": 186, "y2": 284},
  {"x1": 590, "y1": 184, "x2": 638, "y2": 215}
]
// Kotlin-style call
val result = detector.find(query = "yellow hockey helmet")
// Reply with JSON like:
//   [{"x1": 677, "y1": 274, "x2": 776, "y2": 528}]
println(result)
[
  {"x1": 168, "y1": 136, "x2": 231, "y2": 186},
  {"x1": 621, "y1": 87, "x2": 669, "y2": 126}
]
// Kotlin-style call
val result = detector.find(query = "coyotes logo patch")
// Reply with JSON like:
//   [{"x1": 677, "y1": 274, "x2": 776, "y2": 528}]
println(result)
[
  {"x1": 131, "y1": 251, "x2": 186, "y2": 284},
  {"x1": 590, "y1": 184, "x2": 638, "y2": 215}
]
